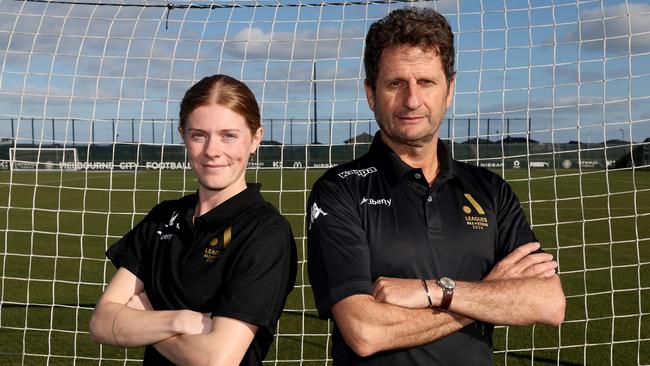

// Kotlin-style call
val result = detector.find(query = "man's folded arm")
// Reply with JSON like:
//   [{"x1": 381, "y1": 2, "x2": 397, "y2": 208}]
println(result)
[
  {"x1": 373, "y1": 242, "x2": 566, "y2": 327},
  {"x1": 331, "y1": 294, "x2": 474, "y2": 357}
]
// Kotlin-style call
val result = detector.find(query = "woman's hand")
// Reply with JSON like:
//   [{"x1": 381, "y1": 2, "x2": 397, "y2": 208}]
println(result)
[
  {"x1": 175, "y1": 310, "x2": 213, "y2": 335},
  {"x1": 127, "y1": 291, "x2": 213, "y2": 335},
  {"x1": 127, "y1": 292, "x2": 153, "y2": 311}
]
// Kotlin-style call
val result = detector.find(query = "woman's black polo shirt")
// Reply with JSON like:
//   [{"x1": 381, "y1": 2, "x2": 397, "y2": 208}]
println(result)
[
  {"x1": 307, "y1": 134, "x2": 536, "y2": 365},
  {"x1": 107, "y1": 184, "x2": 297, "y2": 365}
]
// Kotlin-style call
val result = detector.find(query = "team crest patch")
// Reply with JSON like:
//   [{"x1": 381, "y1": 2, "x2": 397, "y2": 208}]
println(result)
[
  {"x1": 463, "y1": 193, "x2": 489, "y2": 230},
  {"x1": 203, "y1": 226, "x2": 232, "y2": 263}
]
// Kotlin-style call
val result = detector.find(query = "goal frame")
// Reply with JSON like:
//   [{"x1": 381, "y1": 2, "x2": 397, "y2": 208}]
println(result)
[{"x1": 8, "y1": 147, "x2": 80, "y2": 171}]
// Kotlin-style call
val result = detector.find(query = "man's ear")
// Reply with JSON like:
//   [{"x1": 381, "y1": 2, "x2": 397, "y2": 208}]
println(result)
[
  {"x1": 446, "y1": 74, "x2": 456, "y2": 109},
  {"x1": 364, "y1": 79, "x2": 375, "y2": 112}
]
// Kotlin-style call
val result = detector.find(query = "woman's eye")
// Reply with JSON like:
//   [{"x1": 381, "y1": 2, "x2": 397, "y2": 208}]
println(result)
[{"x1": 223, "y1": 133, "x2": 238, "y2": 142}]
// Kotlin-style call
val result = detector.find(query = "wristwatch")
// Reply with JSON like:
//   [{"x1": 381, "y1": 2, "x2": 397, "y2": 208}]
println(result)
[{"x1": 437, "y1": 277, "x2": 456, "y2": 309}]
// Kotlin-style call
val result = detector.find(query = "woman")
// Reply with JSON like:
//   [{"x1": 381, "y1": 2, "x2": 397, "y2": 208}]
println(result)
[{"x1": 89, "y1": 74, "x2": 297, "y2": 365}]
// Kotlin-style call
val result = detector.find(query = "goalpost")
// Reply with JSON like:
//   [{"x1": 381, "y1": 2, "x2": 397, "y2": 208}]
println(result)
[
  {"x1": 9, "y1": 147, "x2": 79, "y2": 170},
  {"x1": 0, "y1": 0, "x2": 648, "y2": 365}
]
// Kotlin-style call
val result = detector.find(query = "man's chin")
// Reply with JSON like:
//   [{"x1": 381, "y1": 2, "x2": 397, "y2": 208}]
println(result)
[{"x1": 381, "y1": 130, "x2": 435, "y2": 147}]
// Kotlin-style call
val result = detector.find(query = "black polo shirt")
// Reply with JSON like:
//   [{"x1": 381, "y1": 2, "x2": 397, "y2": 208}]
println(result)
[
  {"x1": 307, "y1": 133, "x2": 536, "y2": 365},
  {"x1": 107, "y1": 184, "x2": 297, "y2": 366}
]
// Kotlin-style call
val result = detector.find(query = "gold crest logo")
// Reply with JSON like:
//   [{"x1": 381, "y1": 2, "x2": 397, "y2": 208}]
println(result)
[
  {"x1": 463, "y1": 193, "x2": 488, "y2": 230},
  {"x1": 204, "y1": 226, "x2": 233, "y2": 262}
]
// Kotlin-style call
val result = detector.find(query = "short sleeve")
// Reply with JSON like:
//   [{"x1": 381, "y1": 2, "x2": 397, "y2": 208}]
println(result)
[
  {"x1": 211, "y1": 218, "x2": 297, "y2": 332},
  {"x1": 306, "y1": 178, "x2": 373, "y2": 318},
  {"x1": 106, "y1": 208, "x2": 160, "y2": 279},
  {"x1": 495, "y1": 177, "x2": 537, "y2": 261}
]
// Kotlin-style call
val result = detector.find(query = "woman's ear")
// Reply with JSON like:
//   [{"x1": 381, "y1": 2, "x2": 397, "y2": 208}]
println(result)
[{"x1": 250, "y1": 127, "x2": 263, "y2": 155}]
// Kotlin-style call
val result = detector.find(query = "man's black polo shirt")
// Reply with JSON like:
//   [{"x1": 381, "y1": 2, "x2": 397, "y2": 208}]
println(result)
[
  {"x1": 307, "y1": 134, "x2": 536, "y2": 365},
  {"x1": 107, "y1": 184, "x2": 297, "y2": 366}
]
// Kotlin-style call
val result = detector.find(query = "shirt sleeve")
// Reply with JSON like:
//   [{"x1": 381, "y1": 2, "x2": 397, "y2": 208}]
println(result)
[
  {"x1": 306, "y1": 177, "x2": 374, "y2": 318},
  {"x1": 105, "y1": 207, "x2": 160, "y2": 280},
  {"x1": 211, "y1": 217, "x2": 297, "y2": 332},
  {"x1": 495, "y1": 176, "x2": 538, "y2": 261}
]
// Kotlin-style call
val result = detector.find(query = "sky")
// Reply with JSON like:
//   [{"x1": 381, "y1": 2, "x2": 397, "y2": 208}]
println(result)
[{"x1": 0, "y1": 0, "x2": 649, "y2": 145}]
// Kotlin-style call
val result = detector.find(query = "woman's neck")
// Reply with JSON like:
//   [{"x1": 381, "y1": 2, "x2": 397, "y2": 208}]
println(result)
[{"x1": 195, "y1": 180, "x2": 247, "y2": 217}]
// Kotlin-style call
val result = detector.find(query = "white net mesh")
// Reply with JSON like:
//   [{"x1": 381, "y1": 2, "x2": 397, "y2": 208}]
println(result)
[{"x1": 0, "y1": 0, "x2": 649, "y2": 364}]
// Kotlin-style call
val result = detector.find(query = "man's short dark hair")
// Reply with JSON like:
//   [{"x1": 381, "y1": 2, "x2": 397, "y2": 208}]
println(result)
[{"x1": 364, "y1": 7, "x2": 455, "y2": 90}]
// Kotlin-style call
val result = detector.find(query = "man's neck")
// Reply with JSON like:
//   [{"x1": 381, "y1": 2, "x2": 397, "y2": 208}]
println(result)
[{"x1": 380, "y1": 132, "x2": 440, "y2": 185}]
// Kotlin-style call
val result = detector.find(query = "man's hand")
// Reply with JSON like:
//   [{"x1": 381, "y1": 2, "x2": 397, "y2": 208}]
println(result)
[
  {"x1": 484, "y1": 242, "x2": 557, "y2": 281},
  {"x1": 372, "y1": 277, "x2": 431, "y2": 309},
  {"x1": 373, "y1": 242, "x2": 558, "y2": 309}
]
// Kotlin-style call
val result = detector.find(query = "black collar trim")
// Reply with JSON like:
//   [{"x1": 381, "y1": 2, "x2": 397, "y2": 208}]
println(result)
[
  {"x1": 368, "y1": 132, "x2": 460, "y2": 185},
  {"x1": 183, "y1": 183, "x2": 263, "y2": 225}
]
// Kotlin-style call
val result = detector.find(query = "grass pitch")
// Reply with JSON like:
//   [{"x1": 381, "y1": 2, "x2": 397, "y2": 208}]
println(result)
[{"x1": 0, "y1": 168, "x2": 648, "y2": 365}]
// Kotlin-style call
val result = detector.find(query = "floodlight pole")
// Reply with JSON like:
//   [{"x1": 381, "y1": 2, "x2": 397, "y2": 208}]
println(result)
[
  {"x1": 313, "y1": 62, "x2": 318, "y2": 144},
  {"x1": 487, "y1": 118, "x2": 490, "y2": 142}
]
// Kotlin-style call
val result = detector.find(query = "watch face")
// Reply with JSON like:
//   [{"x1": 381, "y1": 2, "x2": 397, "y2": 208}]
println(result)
[{"x1": 440, "y1": 277, "x2": 456, "y2": 289}]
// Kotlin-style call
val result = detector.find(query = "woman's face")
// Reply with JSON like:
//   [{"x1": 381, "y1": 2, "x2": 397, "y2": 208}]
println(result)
[{"x1": 181, "y1": 103, "x2": 262, "y2": 200}]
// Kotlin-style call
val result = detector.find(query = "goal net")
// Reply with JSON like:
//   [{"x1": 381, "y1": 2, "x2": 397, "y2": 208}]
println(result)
[
  {"x1": 9, "y1": 147, "x2": 79, "y2": 170},
  {"x1": 0, "y1": 0, "x2": 648, "y2": 365}
]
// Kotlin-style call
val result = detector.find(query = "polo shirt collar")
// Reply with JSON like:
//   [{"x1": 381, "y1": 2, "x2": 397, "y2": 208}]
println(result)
[
  {"x1": 189, "y1": 183, "x2": 263, "y2": 226},
  {"x1": 369, "y1": 132, "x2": 459, "y2": 185}
]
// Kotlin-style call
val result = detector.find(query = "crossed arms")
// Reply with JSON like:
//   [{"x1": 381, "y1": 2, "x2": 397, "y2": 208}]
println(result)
[
  {"x1": 88, "y1": 267, "x2": 257, "y2": 366},
  {"x1": 331, "y1": 242, "x2": 566, "y2": 357}
]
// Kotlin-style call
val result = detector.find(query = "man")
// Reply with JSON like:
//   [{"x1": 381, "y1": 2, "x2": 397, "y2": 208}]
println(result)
[{"x1": 306, "y1": 7, "x2": 565, "y2": 365}]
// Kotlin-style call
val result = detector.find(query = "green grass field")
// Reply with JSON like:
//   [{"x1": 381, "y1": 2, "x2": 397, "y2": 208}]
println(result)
[{"x1": 0, "y1": 168, "x2": 648, "y2": 365}]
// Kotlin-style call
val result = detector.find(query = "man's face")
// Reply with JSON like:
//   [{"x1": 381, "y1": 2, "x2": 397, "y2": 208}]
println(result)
[{"x1": 365, "y1": 45, "x2": 455, "y2": 148}]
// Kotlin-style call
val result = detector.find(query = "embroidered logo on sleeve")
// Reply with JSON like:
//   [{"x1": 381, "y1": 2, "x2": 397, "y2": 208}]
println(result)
[
  {"x1": 309, "y1": 202, "x2": 328, "y2": 230},
  {"x1": 463, "y1": 193, "x2": 489, "y2": 230},
  {"x1": 203, "y1": 226, "x2": 232, "y2": 263}
]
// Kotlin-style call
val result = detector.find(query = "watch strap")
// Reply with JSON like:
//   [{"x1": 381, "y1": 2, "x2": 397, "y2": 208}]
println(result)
[{"x1": 440, "y1": 288, "x2": 453, "y2": 309}]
